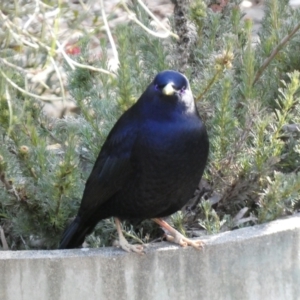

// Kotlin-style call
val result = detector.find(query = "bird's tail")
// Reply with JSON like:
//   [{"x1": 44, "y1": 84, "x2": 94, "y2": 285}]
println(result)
[{"x1": 59, "y1": 216, "x2": 93, "y2": 249}]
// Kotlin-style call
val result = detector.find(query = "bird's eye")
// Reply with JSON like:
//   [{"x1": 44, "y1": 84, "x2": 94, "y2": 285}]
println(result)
[{"x1": 180, "y1": 86, "x2": 186, "y2": 93}]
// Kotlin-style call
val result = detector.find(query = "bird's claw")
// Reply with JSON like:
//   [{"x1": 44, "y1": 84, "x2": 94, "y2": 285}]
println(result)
[
  {"x1": 165, "y1": 233, "x2": 204, "y2": 250},
  {"x1": 114, "y1": 237, "x2": 144, "y2": 254}
]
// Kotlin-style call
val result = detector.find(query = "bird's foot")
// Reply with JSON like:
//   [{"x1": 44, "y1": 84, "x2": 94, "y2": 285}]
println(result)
[
  {"x1": 152, "y1": 218, "x2": 204, "y2": 250},
  {"x1": 165, "y1": 232, "x2": 204, "y2": 249},
  {"x1": 114, "y1": 217, "x2": 144, "y2": 254},
  {"x1": 115, "y1": 235, "x2": 144, "y2": 254}
]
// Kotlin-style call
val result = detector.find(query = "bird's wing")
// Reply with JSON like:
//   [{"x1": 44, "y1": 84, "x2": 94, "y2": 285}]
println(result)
[{"x1": 78, "y1": 111, "x2": 138, "y2": 213}]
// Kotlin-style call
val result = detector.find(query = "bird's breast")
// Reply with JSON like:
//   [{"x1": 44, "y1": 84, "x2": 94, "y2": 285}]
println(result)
[
  {"x1": 105, "y1": 114, "x2": 209, "y2": 220},
  {"x1": 132, "y1": 116, "x2": 208, "y2": 191}
]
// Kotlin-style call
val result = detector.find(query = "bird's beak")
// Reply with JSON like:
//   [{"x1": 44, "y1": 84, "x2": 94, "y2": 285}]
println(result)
[{"x1": 162, "y1": 83, "x2": 176, "y2": 96}]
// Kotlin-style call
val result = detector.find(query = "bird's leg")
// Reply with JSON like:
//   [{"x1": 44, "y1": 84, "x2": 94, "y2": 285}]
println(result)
[
  {"x1": 114, "y1": 218, "x2": 144, "y2": 254},
  {"x1": 152, "y1": 218, "x2": 204, "y2": 249}
]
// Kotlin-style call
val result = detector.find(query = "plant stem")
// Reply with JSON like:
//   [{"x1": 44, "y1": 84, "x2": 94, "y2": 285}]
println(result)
[
  {"x1": 253, "y1": 21, "x2": 300, "y2": 86},
  {"x1": 196, "y1": 68, "x2": 223, "y2": 101}
]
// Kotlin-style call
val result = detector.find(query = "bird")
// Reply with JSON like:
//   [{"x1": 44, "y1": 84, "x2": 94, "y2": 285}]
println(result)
[{"x1": 59, "y1": 70, "x2": 209, "y2": 253}]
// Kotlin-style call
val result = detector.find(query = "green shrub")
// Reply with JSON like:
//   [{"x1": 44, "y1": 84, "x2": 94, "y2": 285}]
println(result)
[{"x1": 0, "y1": 0, "x2": 300, "y2": 249}]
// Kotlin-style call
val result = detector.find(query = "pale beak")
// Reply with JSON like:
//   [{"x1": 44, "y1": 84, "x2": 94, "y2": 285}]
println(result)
[{"x1": 162, "y1": 82, "x2": 176, "y2": 96}]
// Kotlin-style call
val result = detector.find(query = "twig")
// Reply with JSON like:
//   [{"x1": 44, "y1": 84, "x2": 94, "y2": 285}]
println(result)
[
  {"x1": 1, "y1": 10, "x2": 113, "y2": 76},
  {"x1": 0, "y1": 69, "x2": 63, "y2": 101},
  {"x1": 0, "y1": 226, "x2": 9, "y2": 250},
  {"x1": 40, "y1": 122, "x2": 64, "y2": 145},
  {"x1": 38, "y1": 0, "x2": 53, "y2": 9},
  {"x1": 0, "y1": 172, "x2": 12, "y2": 191},
  {"x1": 121, "y1": 0, "x2": 178, "y2": 39},
  {"x1": 55, "y1": 40, "x2": 114, "y2": 75},
  {"x1": 0, "y1": 46, "x2": 65, "y2": 102},
  {"x1": 0, "y1": 169, "x2": 22, "y2": 201},
  {"x1": 49, "y1": 56, "x2": 67, "y2": 103},
  {"x1": 123, "y1": 230, "x2": 144, "y2": 245},
  {"x1": 253, "y1": 21, "x2": 300, "y2": 86},
  {"x1": 100, "y1": 0, "x2": 119, "y2": 64},
  {"x1": 5, "y1": 85, "x2": 13, "y2": 135},
  {"x1": 43, "y1": 21, "x2": 114, "y2": 75},
  {"x1": 137, "y1": 0, "x2": 179, "y2": 39},
  {"x1": 0, "y1": 11, "x2": 38, "y2": 49},
  {"x1": 23, "y1": 0, "x2": 40, "y2": 29},
  {"x1": 78, "y1": 0, "x2": 89, "y2": 11},
  {"x1": 196, "y1": 68, "x2": 223, "y2": 102},
  {"x1": 20, "y1": 235, "x2": 27, "y2": 247},
  {"x1": 0, "y1": 57, "x2": 26, "y2": 74}
]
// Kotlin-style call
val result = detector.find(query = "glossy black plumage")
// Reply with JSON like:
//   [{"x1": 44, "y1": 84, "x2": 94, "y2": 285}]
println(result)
[{"x1": 59, "y1": 70, "x2": 209, "y2": 250}]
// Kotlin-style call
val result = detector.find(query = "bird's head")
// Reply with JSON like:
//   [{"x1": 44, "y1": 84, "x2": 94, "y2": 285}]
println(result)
[
  {"x1": 153, "y1": 70, "x2": 190, "y2": 97},
  {"x1": 137, "y1": 70, "x2": 197, "y2": 118},
  {"x1": 147, "y1": 70, "x2": 195, "y2": 115}
]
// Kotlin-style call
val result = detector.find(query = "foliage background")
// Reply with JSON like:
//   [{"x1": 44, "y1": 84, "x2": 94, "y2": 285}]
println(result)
[{"x1": 0, "y1": 0, "x2": 300, "y2": 250}]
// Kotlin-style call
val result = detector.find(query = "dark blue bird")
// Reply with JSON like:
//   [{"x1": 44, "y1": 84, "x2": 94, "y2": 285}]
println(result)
[{"x1": 59, "y1": 70, "x2": 209, "y2": 252}]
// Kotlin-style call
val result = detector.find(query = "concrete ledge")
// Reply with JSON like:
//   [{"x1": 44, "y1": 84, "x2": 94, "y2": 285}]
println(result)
[{"x1": 1, "y1": 214, "x2": 300, "y2": 300}]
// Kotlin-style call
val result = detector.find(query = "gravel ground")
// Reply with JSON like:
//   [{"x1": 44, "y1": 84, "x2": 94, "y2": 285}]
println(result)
[
  {"x1": 2, "y1": 0, "x2": 300, "y2": 116},
  {"x1": 50, "y1": 0, "x2": 300, "y2": 116}
]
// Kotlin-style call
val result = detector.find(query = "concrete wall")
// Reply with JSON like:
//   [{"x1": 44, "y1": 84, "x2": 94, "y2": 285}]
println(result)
[{"x1": 1, "y1": 214, "x2": 300, "y2": 300}]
